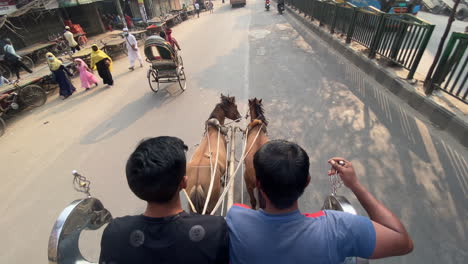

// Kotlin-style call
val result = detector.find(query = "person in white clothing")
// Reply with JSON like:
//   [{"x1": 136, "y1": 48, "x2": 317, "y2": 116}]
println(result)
[
  {"x1": 195, "y1": 2, "x2": 200, "y2": 18},
  {"x1": 64, "y1": 26, "x2": 81, "y2": 53},
  {"x1": 123, "y1": 28, "x2": 143, "y2": 70}
]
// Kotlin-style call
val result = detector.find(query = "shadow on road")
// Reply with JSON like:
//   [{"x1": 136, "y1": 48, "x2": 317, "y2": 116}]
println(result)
[{"x1": 80, "y1": 89, "x2": 178, "y2": 144}]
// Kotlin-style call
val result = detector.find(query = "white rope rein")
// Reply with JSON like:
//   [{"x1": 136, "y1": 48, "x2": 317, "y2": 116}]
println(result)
[
  {"x1": 202, "y1": 124, "x2": 221, "y2": 215},
  {"x1": 211, "y1": 124, "x2": 263, "y2": 215},
  {"x1": 183, "y1": 189, "x2": 198, "y2": 213}
]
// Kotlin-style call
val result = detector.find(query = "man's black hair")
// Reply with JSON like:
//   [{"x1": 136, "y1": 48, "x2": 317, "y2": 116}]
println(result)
[
  {"x1": 126, "y1": 136, "x2": 188, "y2": 203},
  {"x1": 254, "y1": 140, "x2": 310, "y2": 209}
]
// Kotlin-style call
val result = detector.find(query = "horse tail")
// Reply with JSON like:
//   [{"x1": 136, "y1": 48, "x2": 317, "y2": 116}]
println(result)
[{"x1": 189, "y1": 185, "x2": 205, "y2": 214}]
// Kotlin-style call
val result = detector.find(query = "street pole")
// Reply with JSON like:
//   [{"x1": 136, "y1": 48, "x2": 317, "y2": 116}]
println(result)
[
  {"x1": 424, "y1": 0, "x2": 461, "y2": 94},
  {"x1": 138, "y1": 0, "x2": 148, "y2": 23},
  {"x1": 114, "y1": 0, "x2": 127, "y2": 28}
]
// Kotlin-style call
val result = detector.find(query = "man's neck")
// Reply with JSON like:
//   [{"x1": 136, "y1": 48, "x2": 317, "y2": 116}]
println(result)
[
  {"x1": 143, "y1": 196, "x2": 184, "y2": 218},
  {"x1": 263, "y1": 201, "x2": 299, "y2": 215}
]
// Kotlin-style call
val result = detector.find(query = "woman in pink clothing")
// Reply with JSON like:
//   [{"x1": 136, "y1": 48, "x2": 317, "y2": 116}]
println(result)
[{"x1": 74, "y1": 58, "x2": 98, "y2": 91}]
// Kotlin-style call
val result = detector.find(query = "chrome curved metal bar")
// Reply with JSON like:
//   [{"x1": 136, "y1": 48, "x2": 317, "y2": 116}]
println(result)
[
  {"x1": 48, "y1": 197, "x2": 112, "y2": 264},
  {"x1": 322, "y1": 195, "x2": 357, "y2": 215}
]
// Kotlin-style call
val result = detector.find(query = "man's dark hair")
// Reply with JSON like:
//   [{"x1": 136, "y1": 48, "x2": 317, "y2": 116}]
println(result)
[
  {"x1": 254, "y1": 140, "x2": 310, "y2": 209},
  {"x1": 126, "y1": 136, "x2": 188, "y2": 203}
]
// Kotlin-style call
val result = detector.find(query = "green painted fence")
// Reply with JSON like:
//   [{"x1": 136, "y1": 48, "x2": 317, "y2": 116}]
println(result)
[
  {"x1": 427, "y1": 32, "x2": 468, "y2": 103},
  {"x1": 285, "y1": 0, "x2": 434, "y2": 80}
]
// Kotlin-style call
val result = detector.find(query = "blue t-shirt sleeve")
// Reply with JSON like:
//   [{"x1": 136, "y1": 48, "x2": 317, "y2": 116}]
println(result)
[{"x1": 325, "y1": 210, "x2": 376, "y2": 260}]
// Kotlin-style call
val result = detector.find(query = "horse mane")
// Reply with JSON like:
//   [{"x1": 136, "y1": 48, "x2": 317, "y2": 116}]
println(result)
[{"x1": 252, "y1": 100, "x2": 268, "y2": 127}]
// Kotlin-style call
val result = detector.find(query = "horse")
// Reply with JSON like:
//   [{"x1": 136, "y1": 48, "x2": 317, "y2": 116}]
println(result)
[
  {"x1": 244, "y1": 98, "x2": 269, "y2": 209},
  {"x1": 186, "y1": 94, "x2": 241, "y2": 214}
]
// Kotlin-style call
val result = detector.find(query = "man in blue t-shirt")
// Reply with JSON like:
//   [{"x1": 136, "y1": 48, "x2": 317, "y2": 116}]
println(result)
[{"x1": 227, "y1": 140, "x2": 413, "y2": 264}]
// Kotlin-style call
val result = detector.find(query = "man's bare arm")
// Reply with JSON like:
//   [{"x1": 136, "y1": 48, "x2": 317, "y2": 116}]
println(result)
[{"x1": 329, "y1": 158, "x2": 414, "y2": 259}]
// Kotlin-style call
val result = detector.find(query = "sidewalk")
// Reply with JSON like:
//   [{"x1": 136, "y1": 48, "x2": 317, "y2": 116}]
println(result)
[{"x1": 284, "y1": 5, "x2": 468, "y2": 147}]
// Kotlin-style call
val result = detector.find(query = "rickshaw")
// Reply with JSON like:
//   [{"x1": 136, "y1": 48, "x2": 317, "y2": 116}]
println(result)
[{"x1": 144, "y1": 36, "x2": 186, "y2": 93}]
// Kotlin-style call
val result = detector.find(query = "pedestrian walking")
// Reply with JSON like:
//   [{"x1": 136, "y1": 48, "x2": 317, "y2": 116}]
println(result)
[
  {"x1": 64, "y1": 26, "x2": 81, "y2": 53},
  {"x1": 208, "y1": 1, "x2": 214, "y2": 13},
  {"x1": 195, "y1": 2, "x2": 200, "y2": 18},
  {"x1": 123, "y1": 28, "x2": 143, "y2": 71},
  {"x1": 3, "y1": 38, "x2": 33, "y2": 81},
  {"x1": 164, "y1": 28, "x2": 181, "y2": 51},
  {"x1": 46, "y1": 52, "x2": 76, "y2": 100},
  {"x1": 125, "y1": 14, "x2": 134, "y2": 29},
  {"x1": 90, "y1": 44, "x2": 114, "y2": 87},
  {"x1": 74, "y1": 58, "x2": 98, "y2": 91}
]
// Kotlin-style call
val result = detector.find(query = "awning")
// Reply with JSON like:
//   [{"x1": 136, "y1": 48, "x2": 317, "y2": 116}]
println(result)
[
  {"x1": 0, "y1": 0, "x2": 17, "y2": 15},
  {"x1": 57, "y1": 0, "x2": 101, "y2": 8}
]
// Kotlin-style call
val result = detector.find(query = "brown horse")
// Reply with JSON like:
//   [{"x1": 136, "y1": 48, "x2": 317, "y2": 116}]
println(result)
[
  {"x1": 186, "y1": 94, "x2": 241, "y2": 214},
  {"x1": 244, "y1": 98, "x2": 269, "y2": 209}
]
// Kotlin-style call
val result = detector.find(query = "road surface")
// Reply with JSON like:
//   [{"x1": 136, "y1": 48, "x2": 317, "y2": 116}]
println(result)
[{"x1": 0, "y1": 1, "x2": 467, "y2": 264}]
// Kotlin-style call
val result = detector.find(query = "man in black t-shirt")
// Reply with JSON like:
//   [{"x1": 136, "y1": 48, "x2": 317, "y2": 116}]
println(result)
[{"x1": 99, "y1": 136, "x2": 229, "y2": 264}]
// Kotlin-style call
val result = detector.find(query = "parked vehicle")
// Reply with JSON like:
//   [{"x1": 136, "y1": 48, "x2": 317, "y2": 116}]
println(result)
[
  {"x1": 0, "y1": 81, "x2": 46, "y2": 137},
  {"x1": 278, "y1": 2, "x2": 285, "y2": 14},
  {"x1": 231, "y1": 0, "x2": 246, "y2": 7},
  {"x1": 339, "y1": 0, "x2": 422, "y2": 14}
]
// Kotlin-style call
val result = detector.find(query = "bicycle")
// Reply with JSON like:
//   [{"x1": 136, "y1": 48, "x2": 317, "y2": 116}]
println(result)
[{"x1": 0, "y1": 80, "x2": 46, "y2": 137}]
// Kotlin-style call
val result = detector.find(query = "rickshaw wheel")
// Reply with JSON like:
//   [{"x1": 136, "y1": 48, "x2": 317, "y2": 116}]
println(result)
[
  {"x1": 19, "y1": 84, "x2": 47, "y2": 108},
  {"x1": 178, "y1": 68, "x2": 186, "y2": 91},
  {"x1": 0, "y1": 64, "x2": 11, "y2": 79},
  {"x1": 178, "y1": 55, "x2": 184, "y2": 66},
  {"x1": 147, "y1": 68, "x2": 159, "y2": 93},
  {"x1": 0, "y1": 117, "x2": 5, "y2": 137},
  {"x1": 21, "y1": 56, "x2": 34, "y2": 71}
]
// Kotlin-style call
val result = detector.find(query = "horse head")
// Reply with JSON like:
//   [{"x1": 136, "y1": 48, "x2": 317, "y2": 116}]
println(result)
[
  {"x1": 248, "y1": 97, "x2": 268, "y2": 127},
  {"x1": 220, "y1": 94, "x2": 241, "y2": 122}
]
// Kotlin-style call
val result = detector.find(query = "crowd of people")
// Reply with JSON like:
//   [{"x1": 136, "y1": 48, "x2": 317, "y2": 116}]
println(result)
[
  {"x1": 0, "y1": 24, "x2": 183, "y2": 100},
  {"x1": 98, "y1": 136, "x2": 414, "y2": 264}
]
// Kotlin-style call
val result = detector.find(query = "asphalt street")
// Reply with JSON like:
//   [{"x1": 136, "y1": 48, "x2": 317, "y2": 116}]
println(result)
[{"x1": 0, "y1": 1, "x2": 466, "y2": 263}]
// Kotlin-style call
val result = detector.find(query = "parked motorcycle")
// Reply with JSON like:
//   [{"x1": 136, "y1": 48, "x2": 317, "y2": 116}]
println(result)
[
  {"x1": 265, "y1": 0, "x2": 270, "y2": 11},
  {"x1": 0, "y1": 81, "x2": 47, "y2": 137},
  {"x1": 278, "y1": 3, "x2": 285, "y2": 14}
]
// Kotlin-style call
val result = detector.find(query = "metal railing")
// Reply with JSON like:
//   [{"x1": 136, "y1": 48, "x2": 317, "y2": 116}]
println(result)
[
  {"x1": 285, "y1": 0, "x2": 434, "y2": 80},
  {"x1": 372, "y1": 14, "x2": 434, "y2": 79},
  {"x1": 427, "y1": 32, "x2": 468, "y2": 103}
]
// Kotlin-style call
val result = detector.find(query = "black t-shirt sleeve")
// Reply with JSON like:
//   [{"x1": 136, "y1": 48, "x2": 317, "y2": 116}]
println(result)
[
  {"x1": 215, "y1": 218, "x2": 230, "y2": 264},
  {"x1": 99, "y1": 221, "x2": 118, "y2": 264}
]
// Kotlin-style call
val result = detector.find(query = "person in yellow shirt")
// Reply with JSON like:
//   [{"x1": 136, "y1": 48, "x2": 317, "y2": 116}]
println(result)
[{"x1": 63, "y1": 26, "x2": 81, "y2": 53}]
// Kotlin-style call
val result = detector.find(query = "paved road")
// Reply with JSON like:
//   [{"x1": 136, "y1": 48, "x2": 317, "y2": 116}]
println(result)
[
  {"x1": 0, "y1": 1, "x2": 467, "y2": 263},
  {"x1": 417, "y1": 11, "x2": 468, "y2": 76}
]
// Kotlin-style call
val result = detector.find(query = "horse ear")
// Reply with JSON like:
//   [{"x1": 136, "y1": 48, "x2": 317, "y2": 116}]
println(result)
[
  {"x1": 229, "y1": 96, "x2": 235, "y2": 103},
  {"x1": 248, "y1": 99, "x2": 252, "y2": 104},
  {"x1": 259, "y1": 99, "x2": 262, "y2": 104}
]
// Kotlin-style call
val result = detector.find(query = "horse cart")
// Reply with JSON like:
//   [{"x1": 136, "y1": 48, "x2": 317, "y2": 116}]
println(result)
[
  {"x1": 144, "y1": 36, "x2": 186, "y2": 93},
  {"x1": 101, "y1": 38, "x2": 127, "y2": 58},
  {"x1": 47, "y1": 96, "x2": 368, "y2": 264}
]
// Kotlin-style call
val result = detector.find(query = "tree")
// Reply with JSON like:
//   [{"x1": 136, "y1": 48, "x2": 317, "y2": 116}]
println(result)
[{"x1": 424, "y1": 0, "x2": 462, "y2": 94}]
